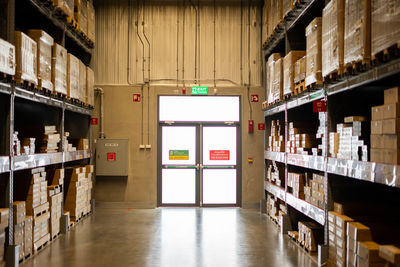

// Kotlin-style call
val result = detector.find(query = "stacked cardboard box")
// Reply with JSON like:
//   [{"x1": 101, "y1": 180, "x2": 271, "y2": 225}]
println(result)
[
  {"x1": 27, "y1": 30, "x2": 54, "y2": 92},
  {"x1": 0, "y1": 209, "x2": 9, "y2": 265},
  {"x1": 347, "y1": 222, "x2": 376, "y2": 267},
  {"x1": 0, "y1": 38, "x2": 16, "y2": 76},
  {"x1": 86, "y1": 67, "x2": 94, "y2": 107},
  {"x1": 63, "y1": 132, "x2": 77, "y2": 152},
  {"x1": 22, "y1": 138, "x2": 36, "y2": 155},
  {"x1": 379, "y1": 245, "x2": 400, "y2": 266},
  {"x1": 344, "y1": 0, "x2": 371, "y2": 66},
  {"x1": 308, "y1": 173, "x2": 325, "y2": 209},
  {"x1": 39, "y1": 126, "x2": 60, "y2": 153},
  {"x1": 287, "y1": 122, "x2": 317, "y2": 155},
  {"x1": 358, "y1": 241, "x2": 385, "y2": 267},
  {"x1": 315, "y1": 112, "x2": 327, "y2": 156},
  {"x1": 266, "y1": 194, "x2": 281, "y2": 222},
  {"x1": 13, "y1": 201, "x2": 26, "y2": 261},
  {"x1": 24, "y1": 216, "x2": 33, "y2": 257},
  {"x1": 87, "y1": 1, "x2": 96, "y2": 43},
  {"x1": 266, "y1": 162, "x2": 285, "y2": 187},
  {"x1": 283, "y1": 51, "x2": 306, "y2": 97},
  {"x1": 287, "y1": 172, "x2": 310, "y2": 200},
  {"x1": 267, "y1": 54, "x2": 281, "y2": 105},
  {"x1": 294, "y1": 56, "x2": 306, "y2": 85},
  {"x1": 48, "y1": 185, "x2": 62, "y2": 239},
  {"x1": 15, "y1": 31, "x2": 38, "y2": 85},
  {"x1": 298, "y1": 221, "x2": 324, "y2": 252},
  {"x1": 52, "y1": 0, "x2": 74, "y2": 18},
  {"x1": 272, "y1": 58, "x2": 283, "y2": 103},
  {"x1": 75, "y1": 0, "x2": 88, "y2": 36},
  {"x1": 13, "y1": 131, "x2": 21, "y2": 156},
  {"x1": 79, "y1": 60, "x2": 86, "y2": 104},
  {"x1": 328, "y1": 211, "x2": 354, "y2": 266},
  {"x1": 371, "y1": 87, "x2": 400, "y2": 164},
  {"x1": 372, "y1": 0, "x2": 400, "y2": 58},
  {"x1": 305, "y1": 17, "x2": 322, "y2": 87},
  {"x1": 48, "y1": 168, "x2": 64, "y2": 187},
  {"x1": 267, "y1": 120, "x2": 284, "y2": 152},
  {"x1": 330, "y1": 116, "x2": 369, "y2": 161},
  {"x1": 67, "y1": 53, "x2": 80, "y2": 100},
  {"x1": 321, "y1": 0, "x2": 344, "y2": 78},
  {"x1": 52, "y1": 43, "x2": 67, "y2": 95}
]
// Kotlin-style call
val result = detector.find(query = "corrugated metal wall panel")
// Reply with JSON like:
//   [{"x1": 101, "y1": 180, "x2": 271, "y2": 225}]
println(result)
[{"x1": 94, "y1": 0, "x2": 262, "y2": 87}]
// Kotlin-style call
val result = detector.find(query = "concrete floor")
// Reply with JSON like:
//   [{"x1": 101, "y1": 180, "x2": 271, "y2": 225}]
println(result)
[{"x1": 21, "y1": 206, "x2": 317, "y2": 267}]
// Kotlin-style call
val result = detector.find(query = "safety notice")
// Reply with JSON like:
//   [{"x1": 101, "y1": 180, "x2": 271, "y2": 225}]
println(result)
[
  {"x1": 169, "y1": 150, "x2": 189, "y2": 160},
  {"x1": 107, "y1": 152, "x2": 116, "y2": 162},
  {"x1": 210, "y1": 150, "x2": 230, "y2": 160}
]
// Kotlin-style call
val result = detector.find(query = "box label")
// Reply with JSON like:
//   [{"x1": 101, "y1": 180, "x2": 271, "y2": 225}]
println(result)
[
  {"x1": 107, "y1": 153, "x2": 116, "y2": 162},
  {"x1": 210, "y1": 150, "x2": 230, "y2": 160},
  {"x1": 169, "y1": 150, "x2": 189, "y2": 160},
  {"x1": 133, "y1": 94, "x2": 141, "y2": 102}
]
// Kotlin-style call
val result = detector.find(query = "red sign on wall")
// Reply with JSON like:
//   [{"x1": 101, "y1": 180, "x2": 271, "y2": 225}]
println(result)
[
  {"x1": 258, "y1": 123, "x2": 265, "y2": 130},
  {"x1": 251, "y1": 94, "x2": 259, "y2": 102},
  {"x1": 91, "y1": 118, "x2": 98, "y2": 125},
  {"x1": 313, "y1": 100, "x2": 326, "y2": 113},
  {"x1": 210, "y1": 150, "x2": 230, "y2": 160},
  {"x1": 107, "y1": 152, "x2": 116, "y2": 162},
  {"x1": 133, "y1": 94, "x2": 141, "y2": 102}
]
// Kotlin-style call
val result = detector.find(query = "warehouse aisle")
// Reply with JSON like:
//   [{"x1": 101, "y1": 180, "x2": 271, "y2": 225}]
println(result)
[{"x1": 21, "y1": 206, "x2": 317, "y2": 267}]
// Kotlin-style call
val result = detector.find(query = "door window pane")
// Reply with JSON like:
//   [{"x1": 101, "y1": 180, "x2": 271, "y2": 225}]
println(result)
[
  {"x1": 162, "y1": 126, "x2": 196, "y2": 165},
  {"x1": 162, "y1": 169, "x2": 196, "y2": 204},
  {"x1": 203, "y1": 127, "x2": 236, "y2": 166},
  {"x1": 202, "y1": 169, "x2": 236, "y2": 204}
]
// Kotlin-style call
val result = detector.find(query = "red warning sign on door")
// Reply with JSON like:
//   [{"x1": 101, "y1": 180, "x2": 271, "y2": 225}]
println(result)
[
  {"x1": 251, "y1": 94, "x2": 259, "y2": 102},
  {"x1": 133, "y1": 94, "x2": 141, "y2": 102},
  {"x1": 91, "y1": 118, "x2": 98, "y2": 125},
  {"x1": 210, "y1": 150, "x2": 230, "y2": 160},
  {"x1": 107, "y1": 152, "x2": 116, "y2": 162}
]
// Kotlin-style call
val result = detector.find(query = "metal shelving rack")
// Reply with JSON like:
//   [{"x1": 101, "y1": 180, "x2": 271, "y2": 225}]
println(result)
[
  {"x1": 0, "y1": 0, "x2": 94, "y2": 265},
  {"x1": 262, "y1": 0, "x2": 400, "y2": 265}
]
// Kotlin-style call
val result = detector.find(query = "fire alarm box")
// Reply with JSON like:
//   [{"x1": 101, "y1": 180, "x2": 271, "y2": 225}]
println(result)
[
  {"x1": 96, "y1": 139, "x2": 128, "y2": 176},
  {"x1": 248, "y1": 120, "x2": 254, "y2": 133}
]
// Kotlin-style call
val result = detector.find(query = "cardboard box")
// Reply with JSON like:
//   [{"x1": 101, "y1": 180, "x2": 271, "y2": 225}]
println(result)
[
  {"x1": 383, "y1": 134, "x2": 400, "y2": 149},
  {"x1": 273, "y1": 58, "x2": 283, "y2": 102},
  {"x1": 382, "y1": 118, "x2": 400, "y2": 134},
  {"x1": 13, "y1": 201, "x2": 26, "y2": 225},
  {"x1": 75, "y1": 0, "x2": 88, "y2": 36},
  {"x1": 357, "y1": 256, "x2": 385, "y2": 267},
  {"x1": 67, "y1": 53, "x2": 80, "y2": 99},
  {"x1": 336, "y1": 245, "x2": 346, "y2": 261},
  {"x1": 383, "y1": 149, "x2": 400, "y2": 165},
  {"x1": 347, "y1": 222, "x2": 372, "y2": 242},
  {"x1": 0, "y1": 38, "x2": 16, "y2": 76},
  {"x1": 283, "y1": 51, "x2": 305, "y2": 96},
  {"x1": 343, "y1": 0, "x2": 371, "y2": 65},
  {"x1": 267, "y1": 53, "x2": 281, "y2": 104},
  {"x1": 372, "y1": 106, "x2": 384, "y2": 121},
  {"x1": 358, "y1": 241, "x2": 384, "y2": 264},
  {"x1": 322, "y1": 0, "x2": 345, "y2": 77},
  {"x1": 305, "y1": 17, "x2": 322, "y2": 87},
  {"x1": 15, "y1": 31, "x2": 38, "y2": 85},
  {"x1": 371, "y1": 120, "x2": 383, "y2": 135},
  {"x1": 383, "y1": 103, "x2": 400, "y2": 119},
  {"x1": 78, "y1": 60, "x2": 86, "y2": 103},
  {"x1": 52, "y1": 43, "x2": 67, "y2": 95},
  {"x1": 371, "y1": 134, "x2": 384, "y2": 149},
  {"x1": 0, "y1": 209, "x2": 9, "y2": 229},
  {"x1": 379, "y1": 245, "x2": 400, "y2": 264},
  {"x1": 384, "y1": 87, "x2": 400, "y2": 105},
  {"x1": 370, "y1": 148, "x2": 383, "y2": 163}
]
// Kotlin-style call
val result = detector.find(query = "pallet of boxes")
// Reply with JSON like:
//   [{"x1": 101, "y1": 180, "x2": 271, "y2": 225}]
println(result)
[
  {"x1": 12, "y1": 201, "x2": 27, "y2": 262},
  {"x1": 64, "y1": 165, "x2": 93, "y2": 223},
  {"x1": 0, "y1": 208, "x2": 9, "y2": 266}
]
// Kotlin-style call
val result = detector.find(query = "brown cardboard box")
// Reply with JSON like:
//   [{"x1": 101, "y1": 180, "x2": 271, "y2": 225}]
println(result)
[
  {"x1": 335, "y1": 214, "x2": 353, "y2": 231},
  {"x1": 267, "y1": 53, "x2": 282, "y2": 104},
  {"x1": 336, "y1": 245, "x2": 346, "y2": 261},
  {"x1": 273, "y1": 58, "x2": 283, "y2": 102},
  {"x1": 358, "y1": 241, "x2": 385, "y2": 264},
  {"x1": 383, "y1": 134, "x2": 400, "y2": 149},
  {"x1": 0, "y1": 230, "x2": 5, "y2": 261},
  {"x1": 383, "y1": 103, "x2": 400, "y2": 119},
  {"x1": 0, "y1": 209, "x2": 9, "y2": 229},
  {"x1": 383, "y1": 118, "x2": 400, "y2": 134},
  {"x1": 372, "y1": 106, "x2": 384, "y2": 121},
  {"x1": 379, "y1": 245, "x2": 400, "y2": 264},
  {"x1": 305, "y1": 17, "x2": 323, "y2": 87},
  {"x1": 371, "y1": 135, "x2": 384, "y2": 149},
  {"x1": 347, "y1": 222, "x2": 372, "y2": 242},
  {"x1": 370, "y1": 148, "x2": 383, "y2": 163},
  {"x1": 384, "y1": 87, "x2": 400, "y2": 105},
  {"x1": 347, "y1": 235, "x2": 357, "y2": 253},
  {"x1": 14, "y1": 31, "x2": 38, "y2": 85},
  {"x1": 336, "y1": 236, "x2": 346, "y2": 249},
  {"x1": 283, "y1": 51, "x2": 306, "y2": 96},
  {"x1": 347, "y1": 250, "x2": 357, "y2": 267},
  {"x1": 358, "y1": 256, "x2": 385, "y2": 267},
  {"x1": 52, "y1": 43, "x2": 67, "y2": 95},
  {"x1": 67, "y1": 53, "x2": 80, "y2": 100},
  {"x1": 383, "y1": 149, "x2": 400, "y2": 165},
  {"x1": 328, "y1": 211, "x2": 339, "y2": 224},
  {"x1": 371, "y1": 121, "x2": 383, "y2": 135},
  {"x1": 13, "y1": 201, "x2": 26, "y2": 225}
]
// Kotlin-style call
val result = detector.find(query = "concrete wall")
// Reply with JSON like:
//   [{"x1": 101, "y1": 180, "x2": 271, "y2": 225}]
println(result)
[{"x1": 92, "y1": 86, "x2": 265, "y2": 208}]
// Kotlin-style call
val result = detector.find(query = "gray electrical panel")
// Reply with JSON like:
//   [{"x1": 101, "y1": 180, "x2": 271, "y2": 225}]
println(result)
[{"x1": 96, "y1": 139, "x2": 129, "y2": 176}]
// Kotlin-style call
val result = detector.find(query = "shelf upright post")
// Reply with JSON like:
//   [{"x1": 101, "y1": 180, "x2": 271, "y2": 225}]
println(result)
[
  {"x1": 260, "y1": 114, "x2": 267, "y2": 214},
  {"x1": 6, "y1": 82, "x2": 19, "y2": 267},
  {"x1": 281, "y1": 102, "x2": 292, "y2": 234},
  {"x1": 60, "y1": 103, "x2": 69, "y2": 234}
]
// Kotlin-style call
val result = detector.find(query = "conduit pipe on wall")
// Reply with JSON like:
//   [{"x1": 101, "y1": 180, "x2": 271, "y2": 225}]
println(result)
[
  {"x1": 95, "y1": 88, "x2": 105, "y2": 139},
  {"x1": 143, "y1": 0, "x2": 151, "y2": 82}
]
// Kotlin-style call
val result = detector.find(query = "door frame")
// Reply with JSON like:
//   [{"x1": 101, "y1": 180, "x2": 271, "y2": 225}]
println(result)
[{"x1": 157, "y1": 95, "x2": 242, "y2": 208}]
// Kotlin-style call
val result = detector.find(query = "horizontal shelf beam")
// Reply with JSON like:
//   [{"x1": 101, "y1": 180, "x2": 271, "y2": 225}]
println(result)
[
  {"x1": 264, "y1": 181, "x2": 286, "y2": 202},
  {"x1": 0, "y1": 157, "x2": 10, "y2": 174},
  {"x1": 0, "y1": 82, "x2": 12, "y2": 95}
]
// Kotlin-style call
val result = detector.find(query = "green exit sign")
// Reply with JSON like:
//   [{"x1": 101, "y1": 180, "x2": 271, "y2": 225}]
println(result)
[{"x1": 191, "y1": 87, "x2": 208, "y2": 95}]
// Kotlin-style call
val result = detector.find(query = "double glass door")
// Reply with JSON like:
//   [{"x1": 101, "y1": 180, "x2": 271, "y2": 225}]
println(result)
[{"x1": 160, "y1": 124, "x2": 239, "y2": 206}]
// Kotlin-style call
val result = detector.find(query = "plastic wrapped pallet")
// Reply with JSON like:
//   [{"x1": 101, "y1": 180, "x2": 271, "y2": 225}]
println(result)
[
  {"x1": 15, "y1": 31, "x2": 38, "y2": 85},
  {"x1": 75, "y1": 0, "x2": 88, "y2": 36},
  {"x1": 344, "y1": 0, "x2": 371, "y2": 66},
  {"x1": 371, "y1": 0, "x2": 400, "y2": 57},
  {"x1": 267, "y1": 53, "x2": 281, "y2": 105},
  {"x1": 322, "y1": 0, "x2": 344, "y2": 78},
  {"x1": 27, "y1": 30, "x2": 54, "y2": 91},
  {"x1": 305, "y1": 18, "x2": 322, "y2": 87},
  {"x1": 283, "y1": 51, "x2": 305, "y2": 96},
  {"x1": 0, "y1": 38, "x2": 15, "y2": 76},
  {"x1": 52, "y1": 43, "x2": 67, "y2": 95},
  {"x1": 273, "y1": 58, "x2": 283, "y2": 102},
  {"x1": 282, "y1": 0, "x2": 293, "y2": 18},
  {"x1": 294, "y1": 56, "x2": 306, "y2": 84},
  {"x1": 52, "y1": 0, "x2": 74, "y2": 18},
  {"x1": 67, "y1": 53, "x2": 80, "y2": 100},
  {"x1": 87, "y1": 1, "x2": 95, "y2": 43},
  {"x1": 79, "y1": 60, "x2": 86, "y2": 103},
  {"x1": 86, "y1": 67, "x2": 94, "y2": 107}
]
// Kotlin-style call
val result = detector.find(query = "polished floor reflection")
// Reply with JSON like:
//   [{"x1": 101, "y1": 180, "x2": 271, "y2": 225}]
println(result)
[{"x1": 21, "y1": 206, "x2": 317, "y2": 267}]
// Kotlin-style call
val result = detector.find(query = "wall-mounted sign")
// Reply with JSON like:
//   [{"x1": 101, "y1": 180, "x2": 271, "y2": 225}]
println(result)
[
  {"x1": 191, "y1": 87, "x2": 208, "y2": 95},
  {"x1": 313, "y1": 100, "x2": 326, "y2": 112},
  {"x1": 258, "y1": 123, "x2": 265, "y2": 130},
  {"x1": 91, "y1": 118, "x2": 98, "y2": 125},
  {"x1": 107, "y1": 152, "x2": 116, "y2": 162},
  {"x1": 169, "y1": 150, "x2": 189, "y2": 160},
  {"x1": 133, "y1": 94, "x2": 141, "y2": 102},
  {"x1": 210, "y1": 150, "x2": 230, "y2": 160},
  {"x1": 251, "y1": 94, "x2": 259, "y2": 102}
]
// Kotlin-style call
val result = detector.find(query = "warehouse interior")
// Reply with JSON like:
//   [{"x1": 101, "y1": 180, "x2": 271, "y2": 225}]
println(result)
[{"x1": 0, "y1": 0, "x2": 400, "y2": 266}]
